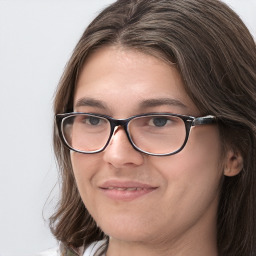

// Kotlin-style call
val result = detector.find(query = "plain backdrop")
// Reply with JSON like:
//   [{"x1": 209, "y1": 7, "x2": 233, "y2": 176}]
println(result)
[{"x1": 0, "y1": 0, "x2": 255, "y2": 255}]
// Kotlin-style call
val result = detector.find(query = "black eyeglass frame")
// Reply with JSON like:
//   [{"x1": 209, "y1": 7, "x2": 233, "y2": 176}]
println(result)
[{"x1": 56, "y1": 112, "x2": 216, "y2": 156}]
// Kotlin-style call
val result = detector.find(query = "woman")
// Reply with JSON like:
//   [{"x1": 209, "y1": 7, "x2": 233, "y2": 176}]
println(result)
[{"x1": 50, "y1": 0, "x2": 256, "y2": 255}]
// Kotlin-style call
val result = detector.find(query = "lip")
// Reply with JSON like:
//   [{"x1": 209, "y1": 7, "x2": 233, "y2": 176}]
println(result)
[{"x1": 99, "y1": 180, "x2": 158, "y2": 201}]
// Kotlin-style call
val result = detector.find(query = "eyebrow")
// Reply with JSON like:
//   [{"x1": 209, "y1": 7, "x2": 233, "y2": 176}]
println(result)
[
  {"x1": 74, "y1": 97, "x2": 187, "y2": 111},
  {"x1": 75, "y1": 97, "x2": 108, "y2": 109},
  {"x1": 139, "y1": 98, "x2": 187, "y2": 109}
]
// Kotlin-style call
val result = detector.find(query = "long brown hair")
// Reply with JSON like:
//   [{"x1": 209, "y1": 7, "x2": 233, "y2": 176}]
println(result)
[{"x1": 50, "y1": 0, "x2": 256, "y2": 255}]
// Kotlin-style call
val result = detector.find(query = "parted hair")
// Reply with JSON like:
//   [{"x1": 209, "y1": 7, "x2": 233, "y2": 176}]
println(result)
[{"x1": 50, "y1": 0, "x2": 256, "y2": 255}]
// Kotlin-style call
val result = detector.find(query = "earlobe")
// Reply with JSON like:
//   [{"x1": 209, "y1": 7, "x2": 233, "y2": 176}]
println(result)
[{"x1": 224, "y1": 150, "x2": 243, "y2": 177}]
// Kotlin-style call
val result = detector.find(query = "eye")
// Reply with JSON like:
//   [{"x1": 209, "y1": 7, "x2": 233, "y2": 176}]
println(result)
[
  {"x1": 76, "y1": 115, "x2": 104, "y2": 126},
  {"x1": 149, "y1": 117, "x2": 170, "y2": 127},
  {"x1": 76, "y1": 115, "x2": 109, "y2": 131},
  {"x1": 86, "y1": 116, "x2": 101, "y2": 125}
]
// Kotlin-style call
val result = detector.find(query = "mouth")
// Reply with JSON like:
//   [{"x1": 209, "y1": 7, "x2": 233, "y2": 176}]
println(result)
[
  {"x1": 99, "y1": 181, "x2": 158, "y2": 201},
  {"x1": 103, "y1": 187, "x2": 151, "y2": 191}
]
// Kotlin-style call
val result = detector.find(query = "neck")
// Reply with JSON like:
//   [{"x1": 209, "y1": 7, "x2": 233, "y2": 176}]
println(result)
[{"x1": 106, "y1": 233, "x2": 218, "y2": 256}]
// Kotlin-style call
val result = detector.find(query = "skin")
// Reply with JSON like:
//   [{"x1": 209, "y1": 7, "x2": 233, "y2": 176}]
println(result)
[{"x1": 71, "y1": 46, "x2": 224, "y2": 256}]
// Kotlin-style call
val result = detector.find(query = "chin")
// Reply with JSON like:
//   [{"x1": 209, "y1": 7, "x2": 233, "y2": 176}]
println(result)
[{"x1": 97, "y1": 216, "x2": 154, "y2": 242}]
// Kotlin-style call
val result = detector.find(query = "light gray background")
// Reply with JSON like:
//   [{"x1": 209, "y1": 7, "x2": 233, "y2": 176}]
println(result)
[{"x1": 0, "y1": 1, "x2": 255, "y2": 255}]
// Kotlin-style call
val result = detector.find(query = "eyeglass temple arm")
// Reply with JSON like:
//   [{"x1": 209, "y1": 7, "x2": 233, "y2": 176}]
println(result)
[{"x1": 192, "y1": 115, "x2": 216, "y2": 126}]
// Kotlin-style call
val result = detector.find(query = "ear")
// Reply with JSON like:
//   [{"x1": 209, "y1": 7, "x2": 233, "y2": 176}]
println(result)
[{"x1": 224, "y1": 149, "x2": 243, "y2": 177}]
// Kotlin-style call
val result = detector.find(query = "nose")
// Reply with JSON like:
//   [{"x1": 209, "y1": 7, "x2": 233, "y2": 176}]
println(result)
[{"x1": 103, "y1": 126, "x2": 144, "y2": 168}]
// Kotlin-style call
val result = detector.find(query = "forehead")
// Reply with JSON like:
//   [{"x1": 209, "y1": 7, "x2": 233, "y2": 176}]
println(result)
[{"x1": 74, "y1": 46, "x2": 199, "y2": 117}]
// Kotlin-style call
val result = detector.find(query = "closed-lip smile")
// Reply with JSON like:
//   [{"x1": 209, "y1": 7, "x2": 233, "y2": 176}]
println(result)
[{"x1": 99, "y1": 180, "x2": 158, "y2": 201}]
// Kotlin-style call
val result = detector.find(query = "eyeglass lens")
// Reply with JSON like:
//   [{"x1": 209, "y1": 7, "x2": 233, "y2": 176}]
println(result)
[{"x1": 61, "y1": 114, "x2": 187, "y2": 155}]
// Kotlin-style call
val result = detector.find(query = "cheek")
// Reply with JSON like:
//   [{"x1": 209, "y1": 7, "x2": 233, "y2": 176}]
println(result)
[
  {"x1": 186, "y1": 126, "x2": 223, "y2": 177},
  {"x1": 178, "y1": 126, "x2": 222, "y2": 177},
  {"x1": 149, "y1": 126, "x2": 223, "y2": 208},
  {"x1": 70, "y1": 152, "x2": 102, "y2": 202}
]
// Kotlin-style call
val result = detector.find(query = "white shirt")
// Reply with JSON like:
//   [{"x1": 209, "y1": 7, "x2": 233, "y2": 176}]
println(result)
[{"x1": 83, "y1": 240, "x2": 106, "y2": 256}]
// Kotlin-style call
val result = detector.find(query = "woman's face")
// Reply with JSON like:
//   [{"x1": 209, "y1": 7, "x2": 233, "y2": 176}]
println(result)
[{"x1": 71, "y1": 46, "x2": 223, "y2": 247}]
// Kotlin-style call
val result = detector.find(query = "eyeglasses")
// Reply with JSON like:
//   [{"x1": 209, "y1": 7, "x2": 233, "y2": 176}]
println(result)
[{"x1": 56, "y1": 112, "x2": 216, "y2": 156}]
